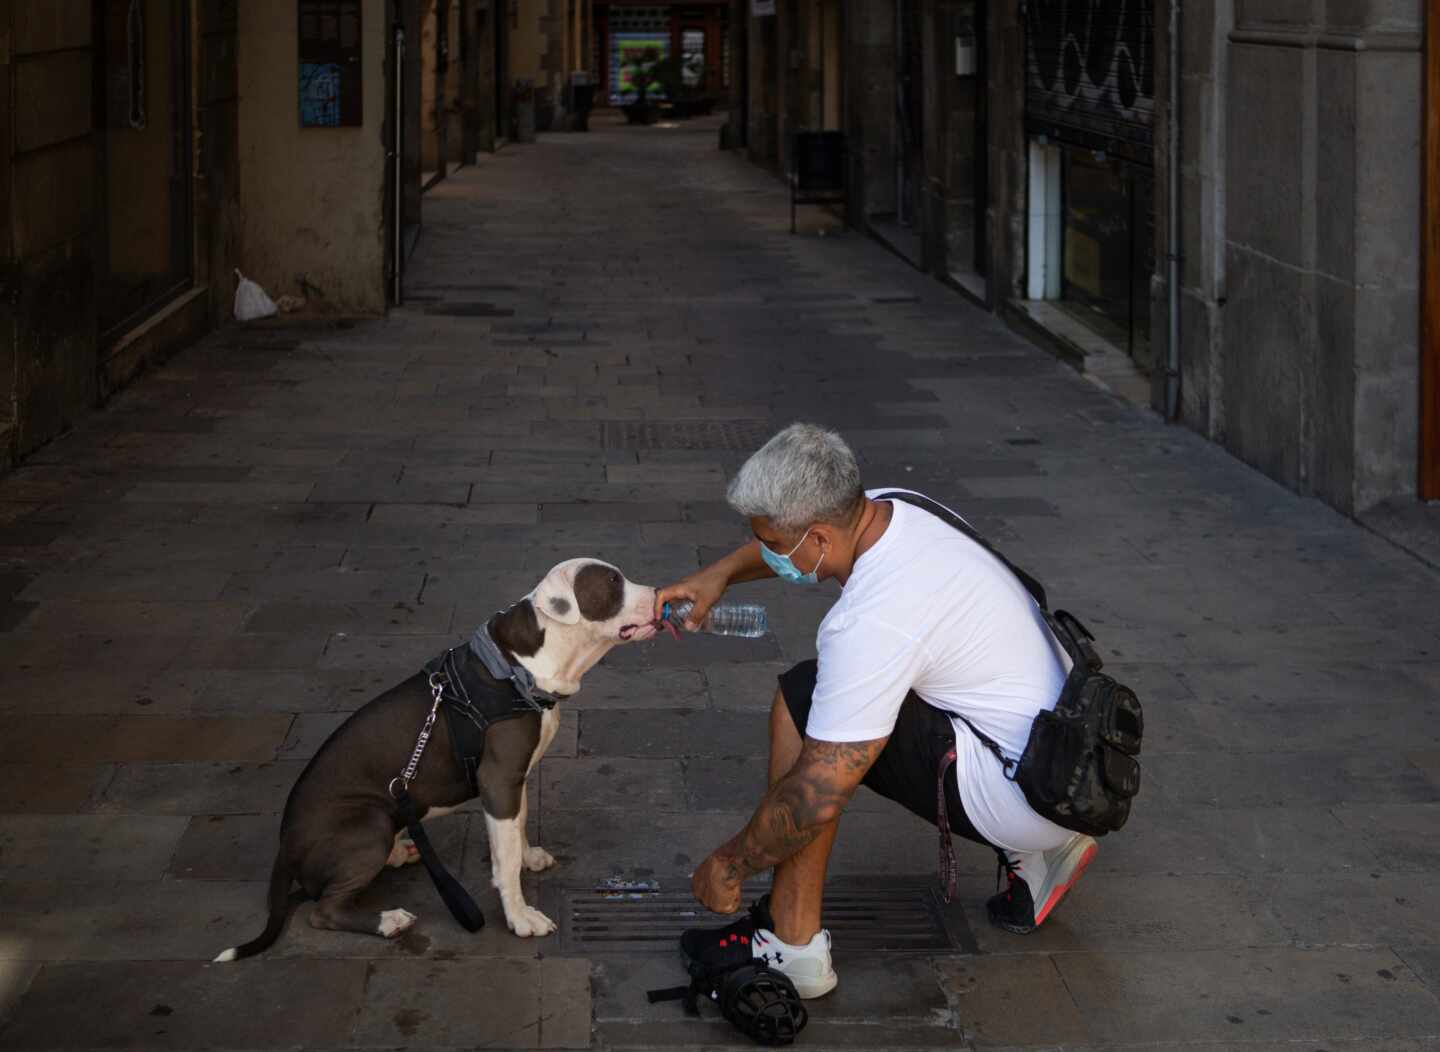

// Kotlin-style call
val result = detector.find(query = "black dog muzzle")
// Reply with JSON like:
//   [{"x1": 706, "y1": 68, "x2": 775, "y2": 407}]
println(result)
[{"x1": 648, "y1": 962, "x2": 808, "y2": 1046}]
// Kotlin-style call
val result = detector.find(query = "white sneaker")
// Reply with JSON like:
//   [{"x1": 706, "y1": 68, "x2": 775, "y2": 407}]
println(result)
[
  {"x1": 989, "y1": 834, "x2": 1098, "y2": 933},
  {"x1": 678, "y1": 895, "x2": 838, "y2": 999},
  {"x1": 752, "y1": 927, "x2": 838, "y2": 1000}
]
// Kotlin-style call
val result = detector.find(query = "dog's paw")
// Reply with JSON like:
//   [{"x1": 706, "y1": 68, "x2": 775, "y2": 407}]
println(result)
[
  {"x1": 505, "y1": 905, "x2": 557, "y2": 938},
  {"x1": 387, "y1": 837, "x2": 420, "y2": 868},
  {"x1": 377, "y1": 909, "x2": 417, "y2": 938},
  {"x1": 524, "y1": 845, "x2": 556, "y2": 872}
]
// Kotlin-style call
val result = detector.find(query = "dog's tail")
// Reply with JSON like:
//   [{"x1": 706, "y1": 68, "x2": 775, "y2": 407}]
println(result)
[{"x1": 213, "y1": 850, "x2": 296, "y2": 963}]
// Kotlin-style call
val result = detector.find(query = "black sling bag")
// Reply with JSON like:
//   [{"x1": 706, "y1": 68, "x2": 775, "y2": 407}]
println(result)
[{"x1": 878, "y1": 491, "x2": 1144, "y2": 837}]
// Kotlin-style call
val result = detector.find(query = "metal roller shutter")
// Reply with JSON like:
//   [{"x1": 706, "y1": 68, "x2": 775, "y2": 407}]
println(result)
[{"x1": 1025, "y1": 0, "x2": 1155, "y2": 166}]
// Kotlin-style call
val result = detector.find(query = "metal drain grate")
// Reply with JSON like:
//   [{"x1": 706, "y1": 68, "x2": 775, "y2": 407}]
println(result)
[
  {"x1": 603, "y1": 420, "x2": 773, "y2": 451},
  {"x1": 560, "y1": 881, "x2": 971, "y2": 954}
]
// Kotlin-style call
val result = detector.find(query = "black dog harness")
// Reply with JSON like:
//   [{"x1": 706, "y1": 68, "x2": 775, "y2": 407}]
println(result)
[
  {"x1": 389, "y1": 623, "x2": 564, "y2": 932},
  {"x1": 425, "y1": 626, "x2": 562, "y2": 794}
]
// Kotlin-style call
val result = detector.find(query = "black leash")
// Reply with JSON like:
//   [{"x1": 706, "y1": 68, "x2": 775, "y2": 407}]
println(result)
[
  {"x1": 394, "y1": 785, "x2": 485, "y2": 931},
  {"x1": 389, "y1": 672, "x2": 485, "y2": 932},
  {"x1": 647, "y1": 980, "x2": 703, "y2": 1016}
]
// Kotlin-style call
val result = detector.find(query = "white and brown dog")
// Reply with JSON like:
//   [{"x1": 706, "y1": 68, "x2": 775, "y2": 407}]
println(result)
[{"x1": 214, "y1": 559, "x2": 659, "y2": 960}]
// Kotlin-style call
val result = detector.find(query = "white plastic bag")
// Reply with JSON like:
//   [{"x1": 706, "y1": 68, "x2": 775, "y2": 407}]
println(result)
[{"x1": 233, "y1": 268, "x2": 278, "y2": 322}]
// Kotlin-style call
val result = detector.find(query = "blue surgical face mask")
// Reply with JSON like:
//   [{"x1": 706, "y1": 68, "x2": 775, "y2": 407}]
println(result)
[{"x1": 760, "y1": 529, "x2": 824, "y2": 585}]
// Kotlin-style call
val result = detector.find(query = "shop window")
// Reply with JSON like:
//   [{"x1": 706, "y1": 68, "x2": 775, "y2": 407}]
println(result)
[
  {"x1": 1027, "y1": 142, "x2": 1153, "y2": 368},
  {"x1": 298, "y1": 0, "x2": 364, "y2": 127},
  {"x1": 1061, "y1": 150, "x2": 1152, "y2": 364},
  {"x1": 607, "y1": 6, "x2": 670, "y2": 104}
]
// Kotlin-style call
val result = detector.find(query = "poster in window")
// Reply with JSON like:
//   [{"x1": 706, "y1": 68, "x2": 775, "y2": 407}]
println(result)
[{"x1": 298, "y1": 0, "x2": 363, "y2": 127}]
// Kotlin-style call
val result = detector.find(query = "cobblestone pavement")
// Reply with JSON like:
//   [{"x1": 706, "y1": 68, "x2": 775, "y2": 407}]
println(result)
[{"x1": 2, "y1": 113, "x2": 1440, "y2": 1050}]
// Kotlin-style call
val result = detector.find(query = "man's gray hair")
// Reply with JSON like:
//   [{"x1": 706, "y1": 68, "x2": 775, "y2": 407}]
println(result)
[{"x1": 726, "y1": 423, "x2": 863, "y2": 531}]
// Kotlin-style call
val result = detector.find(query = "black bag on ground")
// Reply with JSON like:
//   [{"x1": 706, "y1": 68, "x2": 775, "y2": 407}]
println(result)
[{"x1": 878, "y1": 491, "x2": 1144, "y2": 837}]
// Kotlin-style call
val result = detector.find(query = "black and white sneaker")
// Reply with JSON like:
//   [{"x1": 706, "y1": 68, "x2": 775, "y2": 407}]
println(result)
[
  {"x1": 987, "y1": 834, "x2": 1098, "y2": 934},
  {"x1": 680, "y1": 894, "x2": 838, "y2": 999}
]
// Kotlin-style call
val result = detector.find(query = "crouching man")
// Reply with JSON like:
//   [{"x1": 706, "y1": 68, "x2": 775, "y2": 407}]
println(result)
[{"x1": 654, "y1": 423, "x2": 1096, "y2": 999}]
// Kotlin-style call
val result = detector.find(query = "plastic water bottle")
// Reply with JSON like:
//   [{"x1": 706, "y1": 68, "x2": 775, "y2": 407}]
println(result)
[{"x1": 663, "y1": 600, "x2": 769, "y2": 638}]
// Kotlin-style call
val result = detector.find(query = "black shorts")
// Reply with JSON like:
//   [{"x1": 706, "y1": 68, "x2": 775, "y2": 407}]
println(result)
[{"x1": 777, "y1": 660, "x2": 990, "y2": 848}]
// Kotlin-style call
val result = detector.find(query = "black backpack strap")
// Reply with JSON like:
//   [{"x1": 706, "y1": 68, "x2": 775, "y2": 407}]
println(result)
[
  {"x1": 952, "y1": 714, "x2": 1019, "y2": 778},
  {"x1": 876, "y1": 491, "x2": 1048, "y2": 610},
  {"x1": 877, "y1": 490, "x2": 1103, "y2": 672},
  {"x1": 876, "y1": 490, "x2": 1107, "y2": 777}
]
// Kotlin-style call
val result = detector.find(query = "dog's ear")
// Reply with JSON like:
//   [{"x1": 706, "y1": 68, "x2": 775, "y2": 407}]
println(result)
[{"x1": 531, "y1": 564, "x2": 581, "y2": 625}]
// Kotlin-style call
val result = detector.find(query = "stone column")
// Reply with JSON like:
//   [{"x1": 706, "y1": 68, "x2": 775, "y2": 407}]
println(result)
[{"x1": 1221, "y1": 1, "x2": 1422, "y2": 511}]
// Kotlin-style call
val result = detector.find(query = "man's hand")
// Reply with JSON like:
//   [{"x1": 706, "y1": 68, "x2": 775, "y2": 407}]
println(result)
[
  {"x1": 692, "y1": 851, "x2": 744, "y2": 914},
  {"x1": 654, "y1": 541, "x2": 776, "y2": 629},
  {"x1": 705, "y1": 736, "x2": 889, "y2": 890},
  {"x1": 654, "y1": 566, "x2": 729, "y2": 630}
]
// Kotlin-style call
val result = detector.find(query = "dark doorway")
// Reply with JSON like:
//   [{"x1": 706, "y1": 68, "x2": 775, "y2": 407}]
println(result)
[
  {"x1": 494, "y1": 0, "x2": 510, "y2": 140},
  {"x1": 894, "y1": 0, "x2": 922, "y2": 230},
  {"x1": 94, "y1": 0, "x2": 194, "y2": 342}
]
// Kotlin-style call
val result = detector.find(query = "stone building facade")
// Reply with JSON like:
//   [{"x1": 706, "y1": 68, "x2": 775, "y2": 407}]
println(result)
[
  {"x1": 732, "y1": 0, "x2": 1434, "y2": 518},
  {"x1": 0, "y1": 0, "x2": 504, "y2": 475}
]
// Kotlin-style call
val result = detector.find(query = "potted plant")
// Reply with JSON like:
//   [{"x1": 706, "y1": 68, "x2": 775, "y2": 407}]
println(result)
[{"x1": 621, "y1": 48, "x2": 662, "y2": 125}]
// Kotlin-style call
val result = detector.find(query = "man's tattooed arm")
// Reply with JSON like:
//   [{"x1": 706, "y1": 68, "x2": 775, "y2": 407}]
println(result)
[{"x1": 715, "y1": 736, "x2": 889, "y2": 884}]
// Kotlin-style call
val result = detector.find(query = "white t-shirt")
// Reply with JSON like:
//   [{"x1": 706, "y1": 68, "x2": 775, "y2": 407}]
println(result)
[{"x1": 806, "y1": 488, "x2": 1074, "y2": 853}]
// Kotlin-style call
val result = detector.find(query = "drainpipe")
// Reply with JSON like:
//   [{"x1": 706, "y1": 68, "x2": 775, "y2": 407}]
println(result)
[{"x1": 1164, "y1": 0, "x2": 1182, "y2": 420}]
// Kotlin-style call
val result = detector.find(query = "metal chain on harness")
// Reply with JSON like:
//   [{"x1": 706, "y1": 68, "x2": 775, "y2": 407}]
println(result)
[{"x1": 390, "y1": 672, "x2": 446, "y2": 798}]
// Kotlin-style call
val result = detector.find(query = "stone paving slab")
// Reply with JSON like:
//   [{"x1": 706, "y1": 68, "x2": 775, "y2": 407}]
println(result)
[
  {"x1": 352, "y1": 957, "x2": 591, "y2": 1049},
  {"x1": 165, "y1": 668, "x2": 391, "y2": 714},
  {"x1": 937, "y1": 954, "x2": 1089, "y2": 1048},
  {"x1": 0, "y1": 815, "x2": 188, "y2": 881},
  {"x1": 960, "y1": 873, "x2": 1291, "y2": 954},
  {"x1": 5, "y1": 599, "x2": 253, "y2": 637},
  {"x1": 1052, "y1": 947, "x2": 1440, "y2": 1045},
  {"x1": 0, "y1": 959, "x2": 368, "y2": 1048},
  {"x1": 565, "y1": 667, "x2": 708, "y2": 709},
  {"x1": 541, "y1": 757, "x2": 686, "y2": 812},
  {"x1": 1152, "y1": 750, "x2": 1440, "y2": 809},
  {"x1": 242, "y1": 599, "x2": 455, "y2": 636},
  {"x1": 0, "y1": 715, "x2": 292, "y2": 765},
  {"x1": 93, "y1": 761, "x2": 306, "y2": 815},
  {"x1": 0, "y1": 764, "x2": 112, "y2": 813},
  {"x1": 1266, "y1": 870, "x2": 1440, "y2": 946},
  {"x1": 167, "y1": 812, "x2": 285, "y2": 881},
  {"x1": 0, "y1": 879, "x2": 263, "y2": 961},
  {"x1": 16, "y1": 569, "x2": 233, "y2": 601},
  {"x1": 577, "y1": 709, "x2": 770, "y2": 759}
]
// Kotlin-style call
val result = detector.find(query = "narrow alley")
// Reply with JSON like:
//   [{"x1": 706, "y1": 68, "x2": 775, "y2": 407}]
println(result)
[{"x1": 2, "y1": 117, "x2": 1439, "y2": 1050}]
